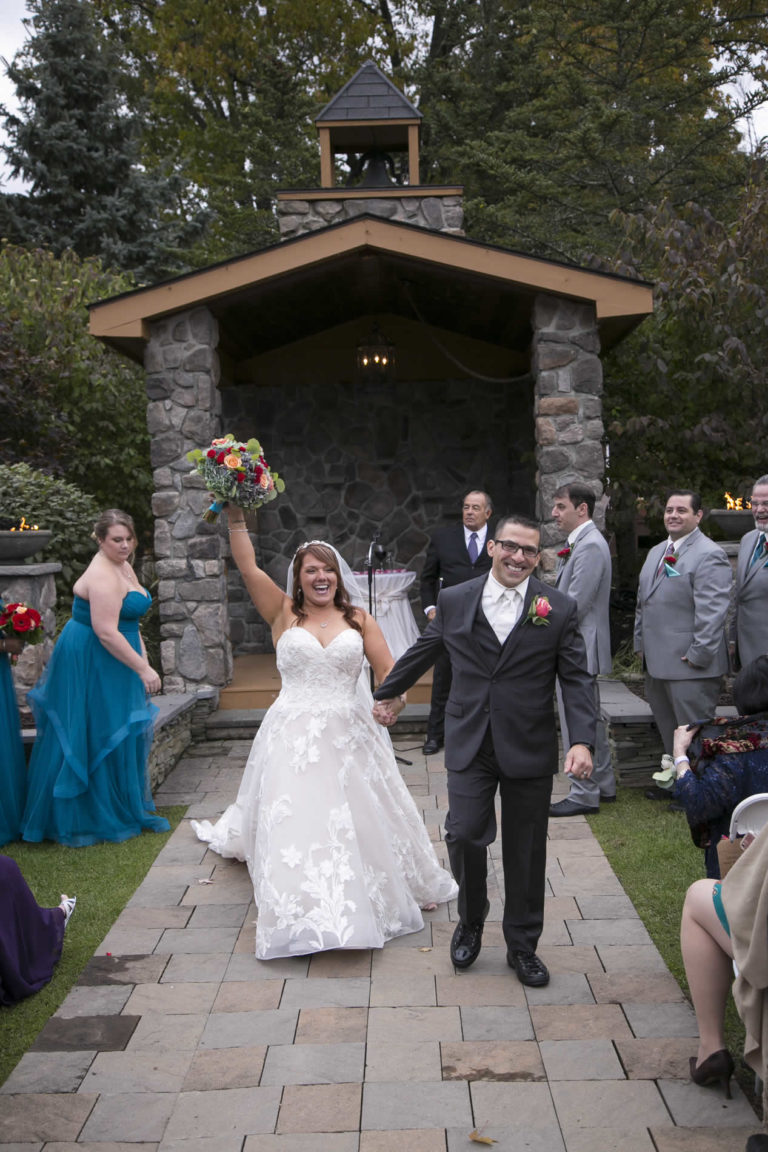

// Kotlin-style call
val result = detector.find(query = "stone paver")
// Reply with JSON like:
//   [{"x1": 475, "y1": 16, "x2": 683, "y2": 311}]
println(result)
[{"x1": 0, "y1": 737, "x2": 761, "y2": 1152}]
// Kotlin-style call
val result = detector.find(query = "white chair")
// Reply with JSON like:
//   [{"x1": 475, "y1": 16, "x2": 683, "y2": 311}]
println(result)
[{"x1": 728, "y1": 793, "x2": 768, "y2": 839}]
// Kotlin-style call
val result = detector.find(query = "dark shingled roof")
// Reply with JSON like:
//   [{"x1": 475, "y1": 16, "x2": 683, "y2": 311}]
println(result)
[{"x1": 316, "y1": 60, "x2": 421, "y2": 123}]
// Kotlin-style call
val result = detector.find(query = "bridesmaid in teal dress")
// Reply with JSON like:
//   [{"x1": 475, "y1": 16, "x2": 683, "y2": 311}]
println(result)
[
  {"x1": 0, "y1": 633, "x2": 26, "y2": 845},
  {"x1": 21, "y1": 509, "x2": 169, "y2": 847}
]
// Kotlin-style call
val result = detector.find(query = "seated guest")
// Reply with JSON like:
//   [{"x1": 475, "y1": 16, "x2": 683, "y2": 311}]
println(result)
[
  {"x1": 680, "y1": 822, "x2": 768, "y2": 1130},
  {"x1": 671, "y1": 656, "x2": 768, "y2": 878},
  {"x1": 0, "y1": 856, "x2": 75, "y2": 1006}
]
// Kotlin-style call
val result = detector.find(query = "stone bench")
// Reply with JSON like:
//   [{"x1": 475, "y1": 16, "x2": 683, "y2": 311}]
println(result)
[{"x1": 599, "y1": 678, "x2": 738, "y2": 788}]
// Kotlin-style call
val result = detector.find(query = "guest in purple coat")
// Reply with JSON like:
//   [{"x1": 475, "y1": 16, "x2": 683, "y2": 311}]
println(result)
[{"x1": 0, "y1": 856, "x2": 75, "y2": 1006}]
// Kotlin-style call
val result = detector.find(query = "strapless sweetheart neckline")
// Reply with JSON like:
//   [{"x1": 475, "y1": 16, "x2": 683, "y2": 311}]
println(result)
[{"x1": 281, "y1": 627, "x2": 359, "y2": 652}]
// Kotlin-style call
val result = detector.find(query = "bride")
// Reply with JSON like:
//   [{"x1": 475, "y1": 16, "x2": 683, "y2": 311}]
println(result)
[{"x1": 191, "y1": 506, "x2": 457, "y2": 959}]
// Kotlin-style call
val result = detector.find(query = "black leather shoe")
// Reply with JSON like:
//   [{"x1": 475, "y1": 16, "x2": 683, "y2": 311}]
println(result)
[
  {"x1": 422, "y1": 738, "x2": 443, "y2": 755},
  {"x1": 600, "y1": 794, "x2": 617, "y2": 803},
  {"x1": 450, "y1": 899, "x2": 490, "y2": 969},
  {"x1": 549, "y1": 797, "x2": 599, "y2": 818},
  {"x1": 508, "y1": 949, "x2": 550, "y2": 987}
]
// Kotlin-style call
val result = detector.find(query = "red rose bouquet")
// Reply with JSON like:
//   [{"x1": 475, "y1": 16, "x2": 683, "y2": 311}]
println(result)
[
  {"x1": 0, "y1": 601, "x2": 44, "y2": 652},
  {"x1": 187, "y1": 435, "x2": 286, "y2": 523}
]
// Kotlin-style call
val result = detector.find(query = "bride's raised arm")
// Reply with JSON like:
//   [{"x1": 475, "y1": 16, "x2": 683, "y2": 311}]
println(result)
[{"x1": 225, "y1": 506, "x2": 287, "y2": 627}]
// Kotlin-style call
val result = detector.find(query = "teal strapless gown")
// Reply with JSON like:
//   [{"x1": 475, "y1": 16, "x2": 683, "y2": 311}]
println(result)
[
  {"x1": 0, "y1": 654, "x2": 26, "y2": 846},
  {"x1": 21, "y1": 592, "x2": 169, "y2": 847}
]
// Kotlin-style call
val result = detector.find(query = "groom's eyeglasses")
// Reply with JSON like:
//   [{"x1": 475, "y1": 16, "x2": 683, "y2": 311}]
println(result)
[{"x1": 494, "y1": 539, "x2": 540, "y2": 559}]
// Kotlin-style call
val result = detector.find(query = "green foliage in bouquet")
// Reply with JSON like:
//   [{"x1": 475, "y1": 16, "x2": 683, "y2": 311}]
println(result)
[
  {"x1": 0, "y1": 462, "x2": 100, "y2": 607},
  {"x1": 187, "y1": 434, "x2": 285, "y2": 522}
]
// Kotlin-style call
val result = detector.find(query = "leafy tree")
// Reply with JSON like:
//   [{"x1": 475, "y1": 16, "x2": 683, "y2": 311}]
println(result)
[
  {"x1": 0, "y1": 242, "x2": 153, "y2": 542},
  {"x1": 416, "y1": 0, "x2": 768, "y2": 262},
  {"x1": 603, "y1": 183, "x2": 768, "y2": 582},
  {"x1": 0, "y1": 0, "x2": 203, "y2": 281}
]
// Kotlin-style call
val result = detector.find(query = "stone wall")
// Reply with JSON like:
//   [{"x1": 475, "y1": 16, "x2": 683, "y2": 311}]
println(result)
[
  {"x1": 532, "y1": 295, "x2": 606, "y2": 576},
  {"x1": 144, "y1": 307, "x2": 231, "y2": 693},
  {"x1": 277, "y1": 194, "x2": 464, "y2": 240},
  {"x1": 221, "y1": 374, "x2": 535, "y2": 655}
]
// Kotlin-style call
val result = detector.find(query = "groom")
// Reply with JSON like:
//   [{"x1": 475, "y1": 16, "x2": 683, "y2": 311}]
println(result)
[{"x1": 374, "y1": 513, "x2": 597, "y2": 986}]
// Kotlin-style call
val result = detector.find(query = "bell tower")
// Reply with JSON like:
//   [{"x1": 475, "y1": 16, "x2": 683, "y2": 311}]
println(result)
[{"x1": 277, "y1": 61, "x2": 463, "y2": 239}]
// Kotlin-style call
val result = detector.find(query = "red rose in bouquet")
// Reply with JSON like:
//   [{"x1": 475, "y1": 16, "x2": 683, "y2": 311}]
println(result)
[{"x1": 0, "y1": 601, "x2": 44, "y2": 645}]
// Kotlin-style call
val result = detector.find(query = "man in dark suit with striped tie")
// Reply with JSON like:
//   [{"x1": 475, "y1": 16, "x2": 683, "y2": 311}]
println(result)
[{"x1": 420, "y1": 491, "x2": 494, "y2": 754}]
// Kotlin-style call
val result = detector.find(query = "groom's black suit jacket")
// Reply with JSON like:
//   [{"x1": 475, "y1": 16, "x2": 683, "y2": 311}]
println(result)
[{"x1": 377, "y1": 573, "x2": 596, "y2": 775}]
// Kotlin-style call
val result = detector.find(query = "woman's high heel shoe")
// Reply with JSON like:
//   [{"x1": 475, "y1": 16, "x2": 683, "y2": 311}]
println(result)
[{"x1": 689, "y1": 1049, "x2": 734, "y2": 1099}]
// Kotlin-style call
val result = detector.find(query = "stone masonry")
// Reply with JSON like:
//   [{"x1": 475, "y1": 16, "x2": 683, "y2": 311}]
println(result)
[
  {"x1": 532, "y1": 294, "x2": 606, "y2": 577},
  {"x1": 277, "y1": 194, "x2": 465, "y2": 239},
  {"x1": 144, "y1": 307, "x2": 230, "y2": 695}
]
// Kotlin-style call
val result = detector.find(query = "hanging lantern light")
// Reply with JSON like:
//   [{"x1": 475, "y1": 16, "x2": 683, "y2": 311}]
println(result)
[{"x1": 355, "y1": 323, "x2": 396, "y2": 383}]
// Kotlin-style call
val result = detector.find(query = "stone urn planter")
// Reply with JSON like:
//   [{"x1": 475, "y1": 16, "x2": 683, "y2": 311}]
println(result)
[
  {"x1": 0, "y1": 529, "x2": 53, "y2": 563},
  {"x1": 706, "y1": 509, "x2": 754, "y2": 539}
]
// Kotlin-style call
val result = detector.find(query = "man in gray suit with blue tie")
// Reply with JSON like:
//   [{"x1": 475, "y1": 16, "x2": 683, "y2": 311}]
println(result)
[
  {"x1": 732, "y1": 474, "x2": 768, "y2": 670},
  {"x1": 549, "y1": 482, "x2": 616, "y2": 817},
  {"x1": 634, "y1": 490, "x2": 731, "y2": 754}
]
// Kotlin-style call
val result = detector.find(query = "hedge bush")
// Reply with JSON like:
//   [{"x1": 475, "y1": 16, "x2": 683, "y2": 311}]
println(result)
[{"x1": 0, "y1": 462, "x2": 100, "y2": 603}]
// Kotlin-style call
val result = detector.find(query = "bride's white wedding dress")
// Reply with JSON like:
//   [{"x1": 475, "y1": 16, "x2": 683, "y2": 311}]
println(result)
[{"x1": 191, "y1": 626, "x2": 457, "y2": 959}]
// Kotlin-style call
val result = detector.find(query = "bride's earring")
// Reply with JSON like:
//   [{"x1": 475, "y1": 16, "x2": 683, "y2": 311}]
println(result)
[{"x1": 296, "y1": 588, "x2": 303, "y2": 605}]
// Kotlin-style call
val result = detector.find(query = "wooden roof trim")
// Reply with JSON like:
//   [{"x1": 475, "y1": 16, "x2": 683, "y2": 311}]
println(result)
[
  {"x1": 89, "y1": 216, "x2": 652, "y2": 340},
  {"x1": 276, "y1": 186, "x2": 462, "y2": 201}
]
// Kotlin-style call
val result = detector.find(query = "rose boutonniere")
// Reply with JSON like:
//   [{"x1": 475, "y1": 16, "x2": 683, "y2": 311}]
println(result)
[
  {"x1": 557, "y1": 546, "x2": 571, "y2": 559},
  {"x1": 526, "y1": 595, "x2": 552, "y2": 626},
  {"x1": 664, "y1": 555, "x2": 680, "y2": 577}
]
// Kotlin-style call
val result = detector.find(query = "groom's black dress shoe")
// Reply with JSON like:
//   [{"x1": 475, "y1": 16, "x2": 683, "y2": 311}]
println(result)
[
  {"x1": 549, "y1": 797, "x2": 599, "y2": 818},
  {"x1": 508, "y1": 950, "x2": 550, "y2": 987},
  {"x1": 422, "y1": 738, "x2": 443, "y2": 755},
  {"x1": 450, "y1": 900, "x2": 490, "y2": 969}
]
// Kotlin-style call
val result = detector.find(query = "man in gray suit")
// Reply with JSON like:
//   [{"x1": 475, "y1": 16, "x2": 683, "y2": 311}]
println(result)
[
  {"x1": 732, "y1": 474, "x2": 768, "y2": 670},
  {"x1": 634, "y1": 490, "x2": 731, "y2": 754},
  {"x1": 549, "y1": 482, "x2": 616, "y2": 817},
  {"x1": 373, "y1": 514, "x2": 597, "y2": 987}
]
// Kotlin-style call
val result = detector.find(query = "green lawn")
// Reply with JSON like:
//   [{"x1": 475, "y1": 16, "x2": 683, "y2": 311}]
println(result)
[{"x1": 0, "y1": 806, "x2": 186, "y2": 1086}]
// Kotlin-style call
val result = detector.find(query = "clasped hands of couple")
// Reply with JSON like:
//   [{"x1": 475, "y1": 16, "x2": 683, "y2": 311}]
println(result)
[{"x1": 372, "y1": 697, "x2": 594, "y2": 781}]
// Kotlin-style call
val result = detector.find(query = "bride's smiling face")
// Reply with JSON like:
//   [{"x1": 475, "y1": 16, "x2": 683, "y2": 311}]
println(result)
[{"x1": 299, "y1": 556, "x2": 338, "y2": 608}]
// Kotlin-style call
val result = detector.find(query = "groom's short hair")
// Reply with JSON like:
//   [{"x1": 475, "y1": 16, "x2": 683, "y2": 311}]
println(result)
[{"x1": 493, "y1": 513, "x2": 540, "y2": 540}]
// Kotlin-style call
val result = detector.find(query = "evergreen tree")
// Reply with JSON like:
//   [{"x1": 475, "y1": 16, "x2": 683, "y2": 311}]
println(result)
[{"x1": 0, "y1": 0, "x2": 203, "y2": 282}]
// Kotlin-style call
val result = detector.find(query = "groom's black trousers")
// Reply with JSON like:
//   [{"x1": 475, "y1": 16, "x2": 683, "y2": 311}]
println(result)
[{"x1": 444, "y1": 725, "x2": 552, "y2": 954}]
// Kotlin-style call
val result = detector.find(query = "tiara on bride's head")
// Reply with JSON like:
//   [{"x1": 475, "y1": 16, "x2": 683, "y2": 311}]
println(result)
[{"x1": 292, "y1": 539, "x2": 332, "y2": 558}]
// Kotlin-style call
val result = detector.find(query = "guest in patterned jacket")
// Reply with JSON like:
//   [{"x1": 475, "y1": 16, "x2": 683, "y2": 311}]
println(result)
[{"x1": 671, "y1": 656, "x2": 768, "y2": 878}]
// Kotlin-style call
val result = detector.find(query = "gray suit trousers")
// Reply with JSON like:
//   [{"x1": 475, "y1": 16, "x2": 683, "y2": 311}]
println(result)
[
  {"x1": 645, "y1": 673, "x2": 722, "y2": 754},
  {"x1": 557, "y1": 678, "x2": 614, "y2": 806}
]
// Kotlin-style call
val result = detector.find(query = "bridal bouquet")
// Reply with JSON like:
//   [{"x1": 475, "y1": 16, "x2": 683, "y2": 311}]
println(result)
[
  {"x1": 187, "y1": 434, "x2": 286, "y2": 523},
  {"x1": 0, "y1": 600, "x2": 44, "y2": 656}
]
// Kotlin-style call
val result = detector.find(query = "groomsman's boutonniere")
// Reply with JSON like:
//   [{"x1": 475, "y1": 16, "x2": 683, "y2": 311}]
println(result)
[
  {"x1": 557, "y1": 546, "x2": 571, "y2": 559},
  {"x1": 664, "y1": 555, "x2": 680, "y2": 577},
  {"x1": 526, "y1": 595, "x2": 552, "y2": 626}
]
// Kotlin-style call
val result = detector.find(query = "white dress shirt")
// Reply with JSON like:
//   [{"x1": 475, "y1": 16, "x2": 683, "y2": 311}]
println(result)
[{"x1": 481, "y1": 572, "x2": 530, "y2": 644}]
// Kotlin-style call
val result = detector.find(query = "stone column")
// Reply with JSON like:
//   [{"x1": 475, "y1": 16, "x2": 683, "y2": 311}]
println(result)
[
  {"x1": 144, "y1": 306, "x2": 230, "y2": 694},
  {"x1": 531, "y1": 296, "x2": 606, "y2": 575},
  {"x1": 0, "y1": 561, "x2": 59, "y2": 720}
]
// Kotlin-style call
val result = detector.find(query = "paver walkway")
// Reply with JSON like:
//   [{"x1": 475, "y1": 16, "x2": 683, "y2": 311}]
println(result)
[{"x1": 0, "y1": 736, "x2": 761, "y2": 1151}]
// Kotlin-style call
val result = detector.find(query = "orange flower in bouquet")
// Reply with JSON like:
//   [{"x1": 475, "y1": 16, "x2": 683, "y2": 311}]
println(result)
[{"x1": 187, "y1": 434, "x2": 286, "y2": 523}]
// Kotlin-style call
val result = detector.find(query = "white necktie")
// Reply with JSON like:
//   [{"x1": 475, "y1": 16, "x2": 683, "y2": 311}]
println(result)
[{"x1": 490, "y1": 588, "x2": 520, "y2": 644}]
